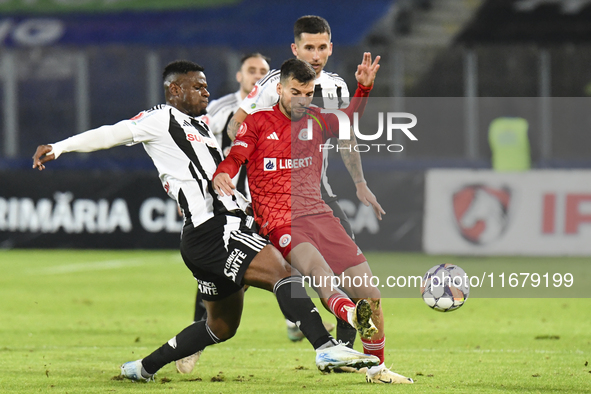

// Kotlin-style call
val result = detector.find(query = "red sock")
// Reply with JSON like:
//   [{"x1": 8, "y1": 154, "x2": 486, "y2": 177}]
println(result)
[
  {"x1": 326, "y1": 294, "x2": 355, "y2": 324},
  {"x1": 362, "y1": 337, "x2": 385, "y2": 364}
]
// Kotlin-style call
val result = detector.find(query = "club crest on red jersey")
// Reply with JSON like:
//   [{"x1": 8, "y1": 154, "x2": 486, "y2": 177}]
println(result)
[
  {"x1": 279, "y1": 234, "x2": 291, "y2": 248},
  {"x1": 237, "y1": 122, "x2": 248, "y2": 138},
  {"x1": 298, "y1": 128, "x2": 311, "y2": 141}
]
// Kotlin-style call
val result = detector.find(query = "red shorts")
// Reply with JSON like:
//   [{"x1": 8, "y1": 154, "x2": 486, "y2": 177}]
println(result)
[{"x1": 268, "y1": 212, "x2": 366, "y2": 275}]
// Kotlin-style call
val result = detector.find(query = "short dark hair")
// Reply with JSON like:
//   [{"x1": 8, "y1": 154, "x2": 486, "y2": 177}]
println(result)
[
  {"x1": 280, "y1": 59, "x2": 315, "y2": 85},
  {"x1": 294, "y1": 15, "x2": 331, "y2": 41},
  {"x1": 240, "y1": 52, "x2": 270, "y2": 66},
  {"x1": 162, "y1": 60, "x2": 204, "y2": 83}
]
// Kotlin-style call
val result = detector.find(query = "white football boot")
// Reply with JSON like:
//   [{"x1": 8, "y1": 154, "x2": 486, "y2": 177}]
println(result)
[
  {"x1": 315, "y1": 343, "x2": 380, "y2": 372},
  {"x1": 175, "y1": 351, "x2": 203, "y2": 374},
  {"x1": 120, "y1": 359, "x2": 154, "y2": 382},
  {"x1": 366, "y1": 364, "x2": 414, "y2": 384}
]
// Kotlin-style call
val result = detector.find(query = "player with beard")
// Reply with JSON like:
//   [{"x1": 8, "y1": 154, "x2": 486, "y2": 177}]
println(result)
[{"x1": 213, "y1": 58, "x2": 413, "y2": 384}]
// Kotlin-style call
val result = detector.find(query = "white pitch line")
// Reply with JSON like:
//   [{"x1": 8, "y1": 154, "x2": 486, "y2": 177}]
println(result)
[
  {"x1": 8, "y1": 345, "x2": 587, "y2": 356},
  {"x1": 29, "y1": 258, "x2": 156, "y2": 275}
]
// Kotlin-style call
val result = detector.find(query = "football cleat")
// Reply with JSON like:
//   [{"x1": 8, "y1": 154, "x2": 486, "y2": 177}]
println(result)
[
  {"x1": 287, "y1": 323, "x2": 305, "y2": 342},
  {"x1": 120, "y1": 359, "x2": 154, "y2": 382},
  {"x1": 175, "y1": 350, "x2": 202, "y2": 374},
  {"x1": 315, "y1": 343, "x2": 380, "y2": 373},
  {"x1": 333, "y1": 365, "x2": 367, "y2": 374},
  {"x1": 366, "y1": 365, "x2": 414, "y2": 384},
  {"x1": 288, "y1": 321, "x2": 336, "y2": 342},
  {"x1": 348, "y1": 299, "x2": 378, "y2": 339}
]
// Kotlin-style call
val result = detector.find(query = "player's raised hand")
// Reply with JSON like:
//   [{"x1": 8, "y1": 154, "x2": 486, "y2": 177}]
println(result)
[
  {"x1": 355, "y1": 52, "x2": 381, "y2": 88},
  {"x1": 356, "y1": 181, "x2": 386, "y2": 220},
  {"x1": 32, "y1": 145, "x2": 55, "y2": 171},
  {"x1": 213, "y1": 172, "x2": 236, "y2": 197}
]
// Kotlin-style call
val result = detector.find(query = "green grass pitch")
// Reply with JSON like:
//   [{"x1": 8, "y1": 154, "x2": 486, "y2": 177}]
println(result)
[{"x1": 0, "y1": 250, "x2": 589, "y2": 393}]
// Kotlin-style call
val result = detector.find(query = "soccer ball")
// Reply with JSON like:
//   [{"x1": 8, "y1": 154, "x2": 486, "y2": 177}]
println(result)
[{"x1": 421, "y1": 264, "x2": 469, "y2": 312}]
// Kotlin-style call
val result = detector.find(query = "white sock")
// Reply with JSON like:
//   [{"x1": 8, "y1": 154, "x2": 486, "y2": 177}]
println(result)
[
  {"x1": 140, "y1": 366, "x2": 153, "y2": 378},
  {"x1": 346, "y1": 308, "x2": 355, "y2": 327},
  {"x1": 285, "y1": 319, "x2": 297, "y2": 328},
  {"x1": 367, "y1": 363, "x2": 385, "y2": 376}
]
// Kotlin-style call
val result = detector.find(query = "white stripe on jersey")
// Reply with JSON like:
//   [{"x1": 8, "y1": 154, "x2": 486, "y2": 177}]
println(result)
[
  {"x1": 208, "y1": 93, "x2": 239, "y2": 117},
  {"x1": 230, "y1": 231, "x2": 267, "y2": 252},
  {"x1": 239, "y1": 70, "x2": 280, "y2": 114},
  {"x1": 222, "y1": 215, "x2": 241, "y2": 250},
  {"x1": 124, "y1": 104, "x2": 240, "y2": 229},
  {"x1": 258, "y1": 69, "x2": 281, "y2": 86},
  {"x1": 203, "y1": 90, "x2": 242, "y2": 147},
  {"x1": 320, "y1": 147, "x2": 335, "y2": 197}
]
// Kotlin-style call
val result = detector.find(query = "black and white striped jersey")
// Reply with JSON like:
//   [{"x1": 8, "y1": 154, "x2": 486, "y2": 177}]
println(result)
[
  {"x1": 201, "y1": 90, "x2": 251, "y2": 199},
  {"x1": 239, "y1": 69, "x2": 350, "y2": 199},
  {"x1": 202, "y1": 90, "x2": 241, "y2": 149},
  {"x1": 124, "y1": 104, "x2": 242, "y2": 228}
]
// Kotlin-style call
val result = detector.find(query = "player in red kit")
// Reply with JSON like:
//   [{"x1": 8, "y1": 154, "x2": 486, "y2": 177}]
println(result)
[
  {"x1": 213, "y1": 58, "x2": 413, "y2": 385},
  {"x1": 229, "y1": 15, "x2": 384, "y2": 349}
]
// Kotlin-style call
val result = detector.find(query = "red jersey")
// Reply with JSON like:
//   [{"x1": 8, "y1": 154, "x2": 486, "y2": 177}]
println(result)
[
  {"x1": 214, "y1": 83, "x2": 371, "y2": 236},
  {"x1": 214, "y1": 104, "x2": 338, "y2": 235}
]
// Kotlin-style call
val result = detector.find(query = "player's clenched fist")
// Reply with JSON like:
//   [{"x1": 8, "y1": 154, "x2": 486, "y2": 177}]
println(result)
[{"x1": 213, "y1": 172, "x2": 235, "y2": 197}]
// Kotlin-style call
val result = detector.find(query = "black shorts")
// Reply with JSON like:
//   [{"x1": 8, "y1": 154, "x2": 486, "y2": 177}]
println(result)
[{"x1": 180, "y1": 213, "x2": 269, "y2": 301}]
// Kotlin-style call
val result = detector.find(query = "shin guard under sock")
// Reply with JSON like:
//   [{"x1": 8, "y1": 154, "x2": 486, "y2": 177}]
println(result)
[
  {"x1": 273, "y1": 276, "x2": 333, "y2": 349},
  {"x1": 141, "y1": 320, "x2": 221, "y2": 374},
  {"x1": 327, "y1": 294, "x2": 356, "y2": 326},
  {"x1": 361, "y1": 336, "x2": 385, "y2": 364}
]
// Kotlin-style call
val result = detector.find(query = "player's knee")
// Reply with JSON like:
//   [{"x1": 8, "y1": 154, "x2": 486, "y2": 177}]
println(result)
[
  {"x1": 264, "y1": 245, "x2": 293, "y2": 276},
  {"x1": 265, "y1": 261, "x2": 293, "y2": 288},
  {"x1": 207, "y1": 320, "x2": 239, "y2": 342},
  {"x1": 348, "y1": 284, "x2": 381, "y2": 300},
  {"x1": 277, "y1": 259, "x2": 293, "y2": 277},
  {"x1": 363, "y1": 280, "x2": 381, "y2": 299},
  {"x1": 308, "y1": 265, "x2": 333, "y2": 280}
]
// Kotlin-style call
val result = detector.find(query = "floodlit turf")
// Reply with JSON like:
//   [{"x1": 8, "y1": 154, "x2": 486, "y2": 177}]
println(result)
[{"x1": 0, "y1": 250, "x2": 589, "y2": 393}]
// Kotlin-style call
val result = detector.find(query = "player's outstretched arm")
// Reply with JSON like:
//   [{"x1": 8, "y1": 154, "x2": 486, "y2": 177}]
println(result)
[
  {"x1": 355, "y1": 52, "x2": 381, "y2": 88},
  {"x1": 32, "y1": 122, "x2": 134, "y2": 171},
  {"x1": 338, "y1": 128, "x2": 385, "y2": 220},
  {"x1": 338, "y1": 52, "x2": 380, "y2": 121},
  {"x1": 227, "y1": 108, "x2": 248, "y2": 141},
  {"x1": 341, "y1": 52, "x2": 384, "y2": 219},
  {"x1": 355, "y1": 181, "x2": 385, "y2": 220}
]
